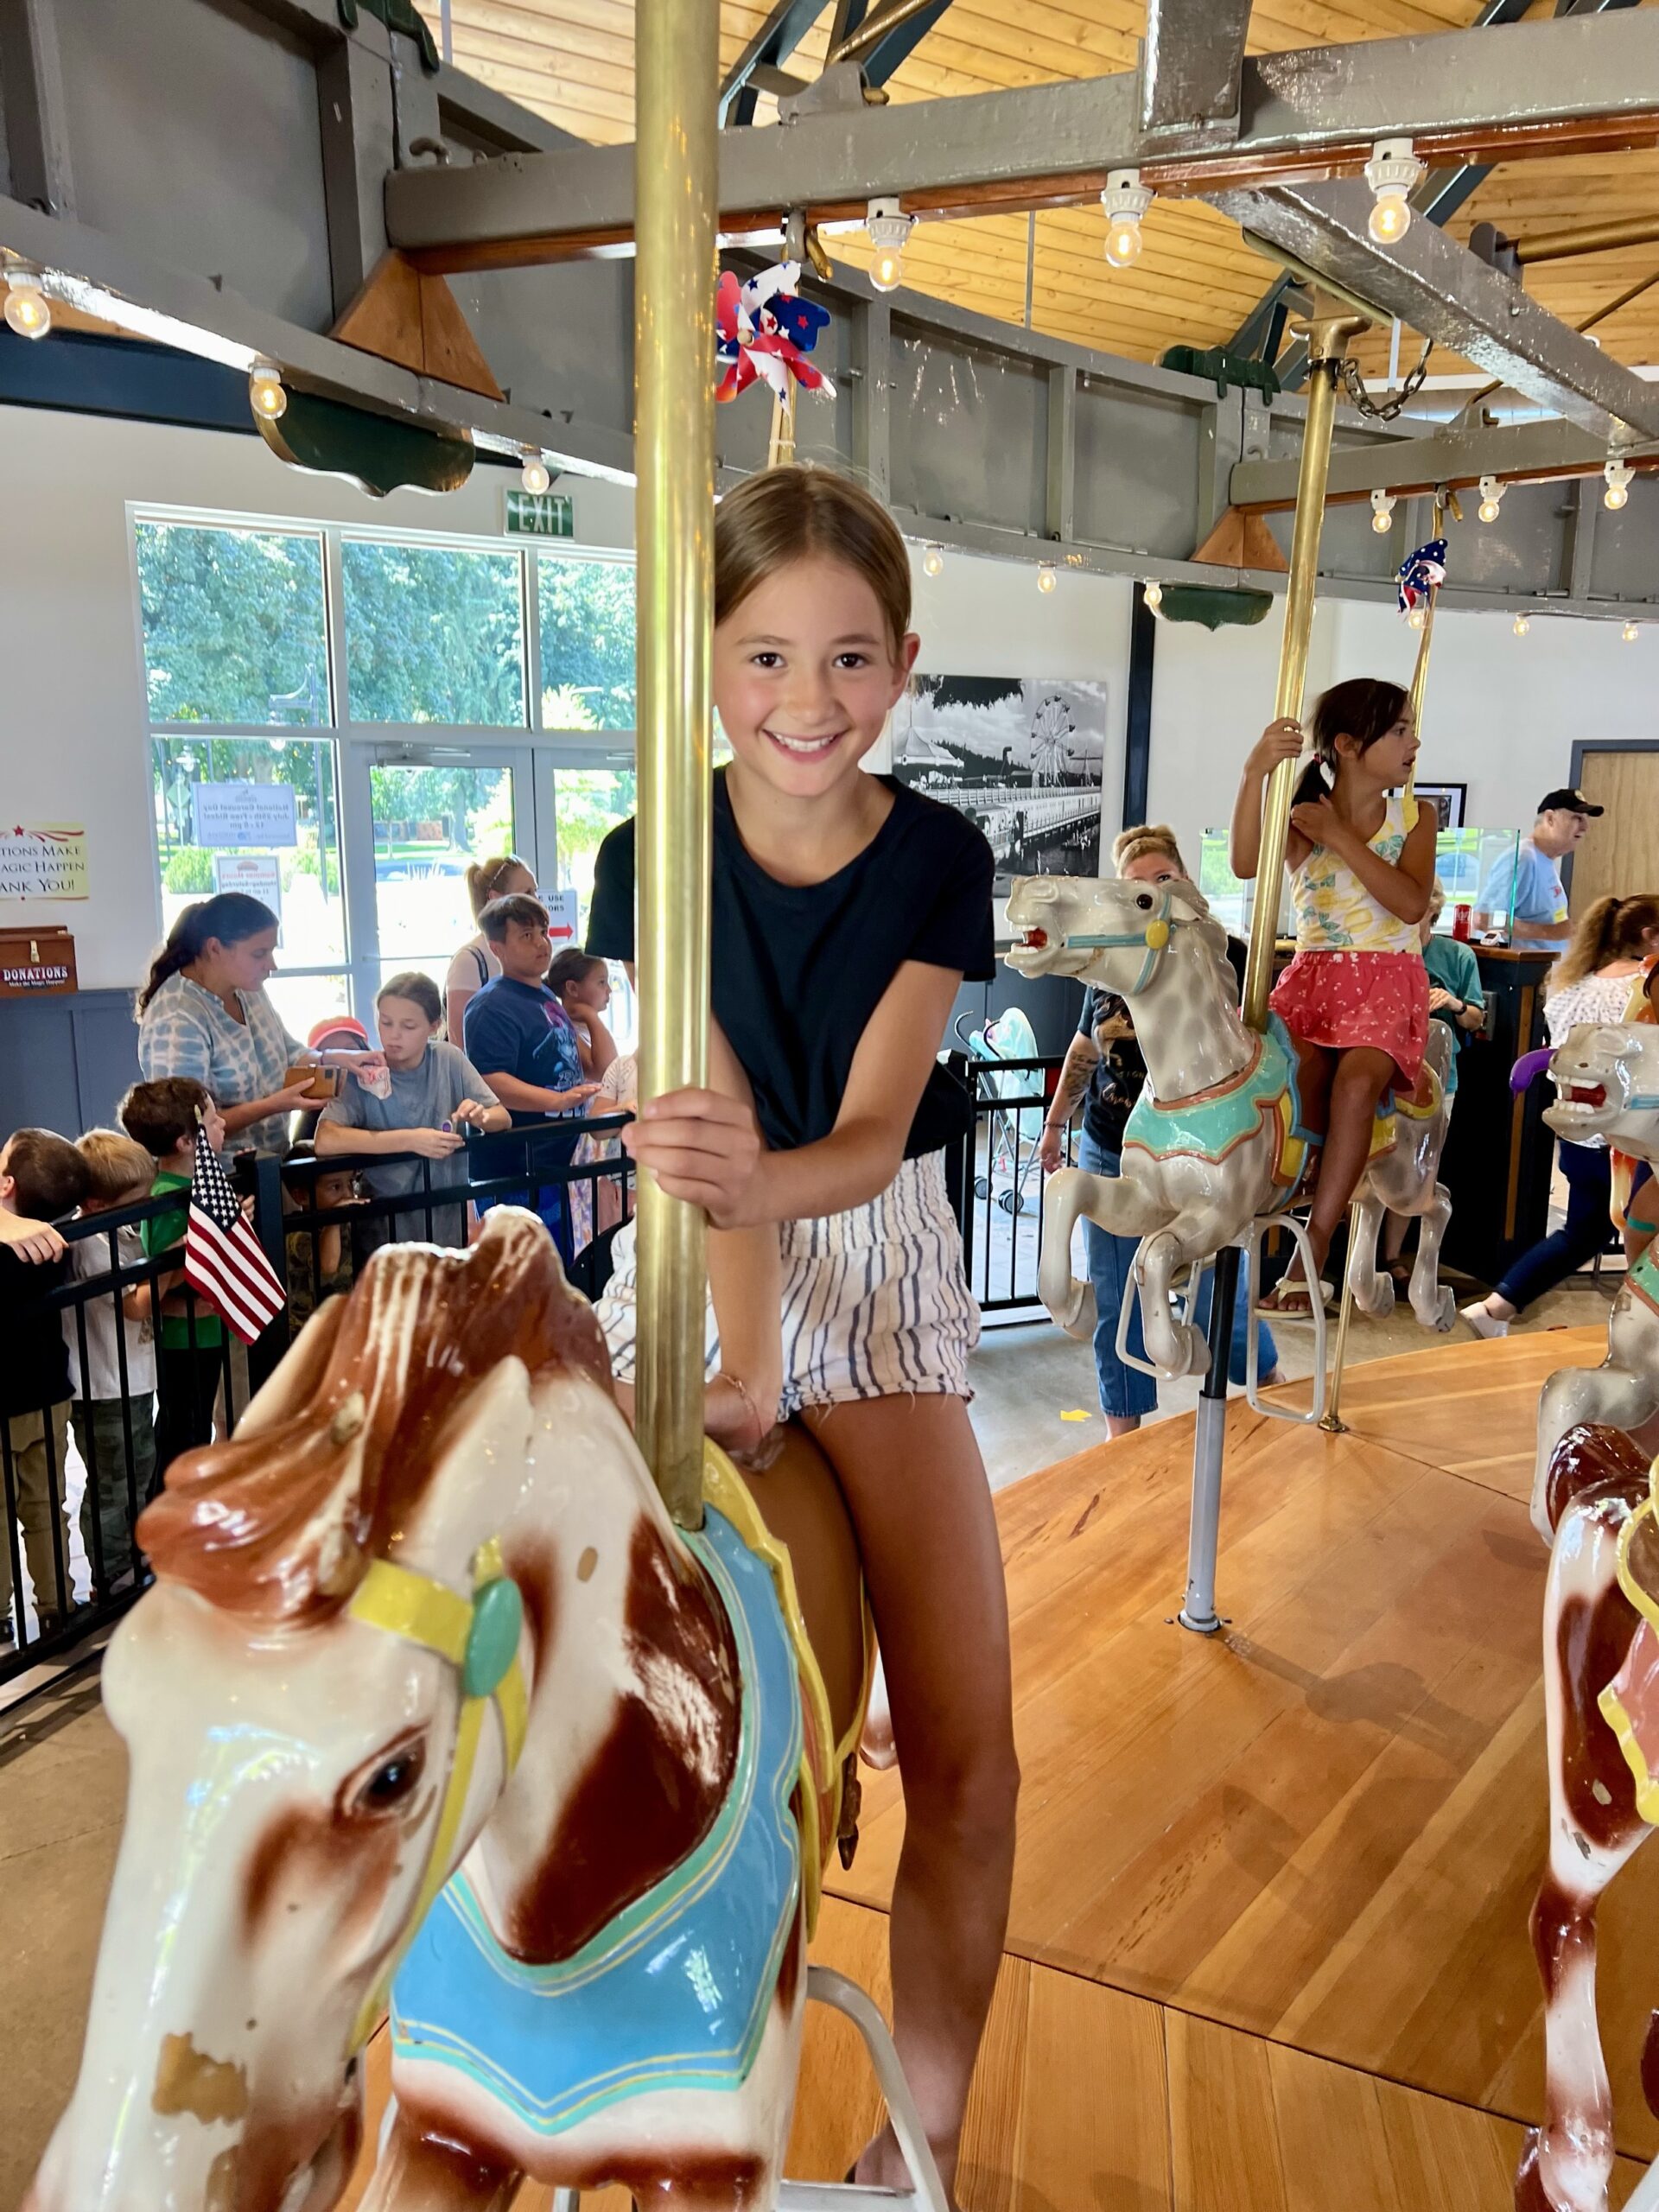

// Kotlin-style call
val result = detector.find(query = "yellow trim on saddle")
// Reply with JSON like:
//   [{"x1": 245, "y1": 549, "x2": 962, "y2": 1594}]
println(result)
[
  {"x1": 702, "y1": 1442, "x2": 873, "y2": 1939},
  {"x1": 1594, "y1": 1468, "x2": 1659, "y2": 1821},
  {"x1": 1269, "y1": 1087, "x2": 1309, "y2": 1194},
  {"x1": 345, "y1": 1538, "x2": 531, "y2": 2051}
]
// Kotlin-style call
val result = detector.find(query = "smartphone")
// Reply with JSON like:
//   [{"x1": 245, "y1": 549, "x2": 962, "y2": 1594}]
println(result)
[{"x1": 285, "y1": 1064, "x2": 339, "y2": 1101}]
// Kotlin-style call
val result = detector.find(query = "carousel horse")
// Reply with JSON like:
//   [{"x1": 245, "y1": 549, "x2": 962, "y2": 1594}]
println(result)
[
  {"x1": 1531, "y1": 1022, "x2": 1659, "y2": 1544},
  {"x1": 1517, "y1": 1419, "x2": 1659, "y2": 2212},
  {"x1": 1005, "y1": 873, "x2": 1455, "y2": 1377},
  {"x1": 24, "y1": 1211, "x2": 940, "y2": 2212}
]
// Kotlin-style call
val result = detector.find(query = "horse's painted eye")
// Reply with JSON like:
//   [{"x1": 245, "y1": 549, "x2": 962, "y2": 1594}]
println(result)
[
  {"x1": 347, "y1": 1739, "x2": 426, "y2": 1818},
  {"x1": 1135, "y1": 893, "x2": 1154, "y2": 911}
]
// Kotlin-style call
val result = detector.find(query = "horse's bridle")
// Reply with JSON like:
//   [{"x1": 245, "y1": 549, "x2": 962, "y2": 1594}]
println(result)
[
  {"x1": 1061, "y1": 885, "x2": 1181, "y2": 993},
  {"x1": 345, "y1": 1537, "x2": 530, "y2": 2052}
]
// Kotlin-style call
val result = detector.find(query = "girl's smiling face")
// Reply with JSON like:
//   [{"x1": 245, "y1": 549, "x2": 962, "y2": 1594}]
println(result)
[
  {"x1": 714, "y1": 556, "x2": 918, "y2": 800},
  {"x1": 376, "y1": 994, "x2": 437, "y2": 1070}
]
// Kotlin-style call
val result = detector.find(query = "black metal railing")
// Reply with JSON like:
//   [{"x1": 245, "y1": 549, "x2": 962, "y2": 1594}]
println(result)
[
  {"x1": 945, "y1": 1052, "x2": 1071, "y2": 1318},
  {"x1": 0, "y1": 1119, "x2": 635, "y2": 1697}
]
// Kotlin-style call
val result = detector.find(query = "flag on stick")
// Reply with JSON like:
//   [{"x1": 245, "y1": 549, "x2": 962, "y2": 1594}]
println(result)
[{"x1": 185, "y1": 1136, "x2": 285, "y2": 1344}]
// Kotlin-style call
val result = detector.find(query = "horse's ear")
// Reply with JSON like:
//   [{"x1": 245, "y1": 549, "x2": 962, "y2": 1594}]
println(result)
[{"x1": 1166, "y1": 875, "x2": 1216, "y2": 925}]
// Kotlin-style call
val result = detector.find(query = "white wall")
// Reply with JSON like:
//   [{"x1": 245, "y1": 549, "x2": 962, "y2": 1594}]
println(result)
[
  {"x1": 0, "y1": 405, "x2": 633, "y2": 989},
  {"x1": 1147, "y1": 588, "x2": 1659, "y2": 876}
]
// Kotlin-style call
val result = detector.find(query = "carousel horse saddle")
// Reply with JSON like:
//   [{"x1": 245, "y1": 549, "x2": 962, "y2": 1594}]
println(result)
[
  {"x1": 391, "y1": 1440, "x2": 871, "y2": 2139},
  {"x1": 1596, "y1": 1425, "x2": 1659, "y2": 1827},
  {"x1": 1121, "y1": 1011, "x2": 1318, "y2": 1209},
  {"x1": 1367, "y1": 1061, "x2": 1445, "y2": 1161}
]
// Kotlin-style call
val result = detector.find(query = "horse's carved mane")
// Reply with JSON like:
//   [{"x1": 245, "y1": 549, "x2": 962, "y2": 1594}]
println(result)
[{"x1": 140, "y1": 1211, "x2": 613, "y2": 1625}]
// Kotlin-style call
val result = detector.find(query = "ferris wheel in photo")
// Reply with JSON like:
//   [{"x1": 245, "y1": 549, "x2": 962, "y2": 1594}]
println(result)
[{"x1": 1028, "y1": 693, "x2": 1078, "y2": 785}]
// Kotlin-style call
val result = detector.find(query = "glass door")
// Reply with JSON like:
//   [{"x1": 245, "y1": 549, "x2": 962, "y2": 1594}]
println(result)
[
  {"x1": 532, "y1": 744, "x2": 638, "y2": 1046},
  {"x1": 340, "y1": 741, "x2": 536, "y2": 1013}
]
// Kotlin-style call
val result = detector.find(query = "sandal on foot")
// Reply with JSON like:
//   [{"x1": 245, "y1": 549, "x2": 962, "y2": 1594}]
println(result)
[{"x1": 1257, "y1": 1276, "x2": 1332, "y2": 1319}]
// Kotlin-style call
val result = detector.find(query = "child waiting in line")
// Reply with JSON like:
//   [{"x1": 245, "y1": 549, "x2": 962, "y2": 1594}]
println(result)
[
  {"x1": 66, "y1": 1129, "x2": 158, "y2": 1593},
  {"x1": 0, "y1": 1128, "x2": 92, "y2": 1643},
  {"x1": 1230, "y1": 679, "x2": 1435, "y2": 1314},
  {"x1": 280, "y1": 1141, "x2": 360, "y2": 1337},
  {"x1": 548, "y1": 948, "x2": 620, "y2": 1083},
  {"x1": 316, "y1": 969, "x2": 508, "y2": 1249},
  {"x1": 118, "y1": 1077, "x2": 228, "y2": 1476}
]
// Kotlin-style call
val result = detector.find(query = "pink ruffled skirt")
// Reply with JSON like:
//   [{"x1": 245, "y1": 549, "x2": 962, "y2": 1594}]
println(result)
[{"x1": 1270, "y1": 949, "x2": 1429, "y2": 1090}]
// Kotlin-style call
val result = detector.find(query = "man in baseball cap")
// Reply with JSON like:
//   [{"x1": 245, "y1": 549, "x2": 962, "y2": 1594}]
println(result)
[{"x1": 1476, "y1": 787, "x2": 1602, "y2": 952}]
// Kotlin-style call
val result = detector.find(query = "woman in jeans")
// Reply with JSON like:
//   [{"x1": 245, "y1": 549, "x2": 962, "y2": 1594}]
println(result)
[
  {"x1": 1037, "y1": 824, "x2": 1281, "y2": 1437},
  {"x1": 1464, "y1": 892, "x2": 1659, "y2": 1337}
]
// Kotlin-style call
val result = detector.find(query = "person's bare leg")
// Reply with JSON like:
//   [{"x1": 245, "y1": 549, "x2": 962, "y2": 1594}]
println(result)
[
  {"x1": 804, "y1": 1393, "x2": 1019, "y2": 2209},
  {"x1": 1382, "y1": 1210, "x2": 1408, "y2": 1265},
  {"x1": 1303, "y1": 1047, "x2": 1396, "y2": 1278},
  {"x1": 1104, "y1": 1412, "x2": 1141, "y2": 1440}
]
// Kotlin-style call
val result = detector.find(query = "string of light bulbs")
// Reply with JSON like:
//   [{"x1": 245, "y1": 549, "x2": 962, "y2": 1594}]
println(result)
[
  {"x1": 3, "y1": 264, "x2": 51, "y2": 339},
  {"x1": 863, "y1": 198, "x2": 915, "y2": 295}
]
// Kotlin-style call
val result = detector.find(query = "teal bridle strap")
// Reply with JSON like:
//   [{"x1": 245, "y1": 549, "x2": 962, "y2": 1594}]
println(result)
[{"x1": 1065, "y1": 887, "x2": 1179, "y2": 993}]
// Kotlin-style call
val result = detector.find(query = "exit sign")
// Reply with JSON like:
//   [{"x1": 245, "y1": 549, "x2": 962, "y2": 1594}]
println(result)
[{"x1": 505, "y1": 488, "x2": 574, "y2": 537}]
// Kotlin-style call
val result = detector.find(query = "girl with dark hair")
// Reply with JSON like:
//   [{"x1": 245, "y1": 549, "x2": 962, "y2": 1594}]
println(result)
[
  {"x1": 547, "y1": 947, "x2": 620, "y2": 1082},
  {"x1": 135, "y1": 894, "x2": 383, "y2": 1159},
  {"x1": 1230, "y1": 677, "x2": 1436, "y2": 1314}
]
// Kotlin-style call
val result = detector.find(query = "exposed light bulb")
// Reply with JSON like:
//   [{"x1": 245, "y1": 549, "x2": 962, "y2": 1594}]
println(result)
[
  {"x1": 921, "y1": 543, "x2": 944, "y2": 578},
  {"x1": 1100, "y1": 169, "x2": 1154, "y2": 271},
  {"x1": 1370, "y1": 488, "x2": 1396, "y2": 537},
  {"x1": 1624, "y1": 620, "x2": 1640, "y2": 643},
  {"x1": 1604, "y1": 453, "x2": 1633, "y2": 512},
  {"x1": 1514, "y1": 613, "x2": 1530, "y2": 637},
  {"x1": 1036, "y1": 563, "x2": 1058, "y2": 594},
  {"x1": 1408, "y1": 606, "x2": 1427, "y2": 631},
  {"x1": 521, "y1": 453, "x2": 552, "y2": 495},
  {"x1": 864, "y1": 198, "x2": 914, "y2": 295},
  {"x1": 1478, "y1": 497, "x2": 1500, "y2": 524},
  {"x1": 248, "y1": 362, "x2": 287, "y2": 420},
  {"x1": 1142, "y1": 578, "x2": 1163, "y2": 611},
  {"x1": 3, "y1": 268, "x2": 50, "y2": 340},
  {"x1": 1477, "y1": 474, "x2": 1503, "y2": 524},
  {"x1": 1364, "y1": 139, "x2": 1425, "y2": 250}
]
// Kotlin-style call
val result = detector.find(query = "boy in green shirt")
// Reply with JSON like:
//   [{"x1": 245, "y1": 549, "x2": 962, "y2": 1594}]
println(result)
[{"x1": 119, "y1": 1078, "x2": 229, "y2": 1479}]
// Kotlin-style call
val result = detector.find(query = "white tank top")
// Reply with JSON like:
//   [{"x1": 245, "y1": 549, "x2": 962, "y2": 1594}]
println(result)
[{"x1": 1291, "y1": 791, "x2": 1419, "y2": 955}]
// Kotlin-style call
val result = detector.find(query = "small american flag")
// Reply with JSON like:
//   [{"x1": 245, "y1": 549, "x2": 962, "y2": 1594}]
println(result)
[{"x1": 185, "y1": 1137, "x2": 286, "y2": 1345}]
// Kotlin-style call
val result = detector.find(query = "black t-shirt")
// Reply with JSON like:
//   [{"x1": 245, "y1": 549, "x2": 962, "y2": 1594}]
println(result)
[
  {"x1": 1081, "y1": 933, "x2": 1248, "y2": 1154},
  {"x1": 0, "y1": 1247, "x2": 72, "y2": 1418},
  {"x1": 587, "y1": 771, "x2": 995, "y2": 1157}
]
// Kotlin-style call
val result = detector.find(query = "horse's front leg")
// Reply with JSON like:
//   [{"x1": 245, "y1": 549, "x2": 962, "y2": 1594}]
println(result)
[
  {"x1": 1136, "y1": 1204, "x2": 1239, "y2": 1381},
  {"x1": 358, "y1": 2105, "x2": 520, "y2": 2212},
  {"x1": 1345, "y1": 1190, "x2": 1392, "y2": 1319},
  {"x1": 1534, "y1": 1297, "x2": 1659, "y2": 1544},
  {"x1": 1518, "y1": 1496, "x2": 1650, "y2": 2212},
  {"x1": 1039, "y1": 1164, "x2": 1166, "y2": 1345},
  {"x1": 1408, "y1": 1181, "x2": 1456, "y2": 1332}
]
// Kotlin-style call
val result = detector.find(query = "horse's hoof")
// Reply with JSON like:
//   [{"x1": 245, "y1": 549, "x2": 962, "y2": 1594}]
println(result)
[{"x1": 1427, "y1": 1289, "x2": 1457, "y2": 1334}]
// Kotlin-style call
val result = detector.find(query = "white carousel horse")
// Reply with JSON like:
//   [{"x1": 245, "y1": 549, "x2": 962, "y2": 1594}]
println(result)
[
  {"x1": 1518, "y1": 1419, "x2": 1659, "y2": 2212},
  {"x1": 1531, "y1": 1023, "x2": 1659, "y2": 1543},
  {"x1": 1004, "y1": 873, "x2": 1455, "y2": 1379},
  {"x1": 24, "y1": 1211, "x2": 944, "y2": 2212}
]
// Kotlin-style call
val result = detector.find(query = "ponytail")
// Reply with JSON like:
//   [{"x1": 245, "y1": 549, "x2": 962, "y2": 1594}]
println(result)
[
  {"x1": 467, "y1": 853, "x2": 530, "y2": 921},
  {"x1": 1294, "y1": 677, "x2": 1409, "y2": 811},
  {"x1": 135, "y1": 893, "x2": 278, "y2": 1017},
  {"x1": 1552, "y1": 892, "x2": 1659, "y2": 989}
]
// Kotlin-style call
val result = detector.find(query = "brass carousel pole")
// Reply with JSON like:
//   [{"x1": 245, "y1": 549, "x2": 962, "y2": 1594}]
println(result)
[
  {"x1": 633, "y1": 0, "x2": 718, "y2": 1528},
  {"x1": 1318, "y1": 493, "x2": 1445, "y2": 1436},
  {"x1": 1180, "y1": 299, "x2": 1367, "y2": 1632}
]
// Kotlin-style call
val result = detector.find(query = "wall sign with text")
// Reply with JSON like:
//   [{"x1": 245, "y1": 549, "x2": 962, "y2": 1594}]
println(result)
[
  {"x1": 193, "y1": 783, "x2": 298, "y2": 849},
  {"x1": 0, "y1": 823, "x2": 89, "y2": 899},
  {"x1": 505, "y1": 489, "x2": 574, "y2": 538},
  {"x1": 214, "y1": 852, "x2": 284, "y2": 943}
]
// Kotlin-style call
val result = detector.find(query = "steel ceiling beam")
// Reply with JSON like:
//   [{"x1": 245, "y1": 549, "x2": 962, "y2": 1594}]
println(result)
[
  {"x1": 1141, "y1": 0, "x2": 1252, "y2": 138},
  {"x1": 384, "y1": 8, "x2": 1659, "y2": 271},
  {"x1": 1229, "y1": 411, "x2": 1656, "y2": 508},
  {"x1": 719, "y1": 2, "x2": 826, "y2": 128},
  {"x1": 1213, "y1": 177, "x2": 1659, "y2": 442}
]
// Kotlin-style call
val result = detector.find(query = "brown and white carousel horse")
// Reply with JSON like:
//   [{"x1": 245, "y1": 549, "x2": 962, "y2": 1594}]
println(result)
[{"x1": 25, "y1": 1211, "x2": 943, "y2": 2212}]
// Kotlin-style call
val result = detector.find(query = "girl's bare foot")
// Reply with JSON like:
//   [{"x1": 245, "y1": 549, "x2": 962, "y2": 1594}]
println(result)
[{"x1": 854, "y1": 2124, "x2": 962, "y2": 2210}]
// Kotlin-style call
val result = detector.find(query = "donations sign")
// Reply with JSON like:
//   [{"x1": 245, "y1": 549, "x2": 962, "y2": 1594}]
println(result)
[{"x1": 0, "y1": 823, "x2": 88, "y2": 899}]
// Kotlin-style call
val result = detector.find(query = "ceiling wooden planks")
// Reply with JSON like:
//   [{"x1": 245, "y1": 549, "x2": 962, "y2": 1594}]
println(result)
[{"x1": 421, "y1": 2, "x2": 1659, "y2": 376}]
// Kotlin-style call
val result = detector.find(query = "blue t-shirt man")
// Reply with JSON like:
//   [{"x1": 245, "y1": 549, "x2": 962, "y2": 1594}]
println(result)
[{"x1": 1477, "y1": 786, "x2": 1601, "y2": 954}]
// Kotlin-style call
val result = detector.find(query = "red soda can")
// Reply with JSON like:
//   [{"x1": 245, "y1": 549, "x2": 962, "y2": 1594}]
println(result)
[{"x1": 1452, "y1": 903, "x2": 1472, "y2": 942}]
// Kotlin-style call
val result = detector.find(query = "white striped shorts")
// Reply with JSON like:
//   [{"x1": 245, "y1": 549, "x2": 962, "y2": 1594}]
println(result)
[{"x1": 593, "y1": 1150, "x2": 980, "y2": 1416}]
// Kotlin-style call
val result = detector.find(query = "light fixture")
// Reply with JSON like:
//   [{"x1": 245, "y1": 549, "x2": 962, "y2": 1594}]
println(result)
[
  {"x1": 1100, "y1": 169, "x2": 1154, "y2": 269},
  {"x1": 248, "y1": 362, "x2": 287, "y2": 420},
  {"x1": 1477, "y1": 474, "x2": 1505, "y2": 524},
  {"x1": 1624, "y1": 620, "x2": 1640, "y2": 643},
  {"x1": 1364, "y1": 139, "x2": 1425, "y2": 247},
  {"x1": 1370, "y1": 489, "x2": 1396, "y2": 537},
  {"x1": 1514, "y1": 613, "x2": 1530, "y2": 637},
  {"x1": 520, "y1": 451, "x2": 552, "y2": 495},
  {"x1": 922, "y1": 543, "x2": 944, "y2": 578},
  {"x1": 3, "y1": 265, "x2": 50, "y2": 340},
  {"x1": 1036, "y1": 563, "x2": 1058, "y2": 594},
  {"x1": 1605, "y1": 454, "x2": 1634, "y2": 512},
  {"x1": 1407, "y1": 606, "x2": 1427, "y2": 631},
  {"x1": 1142, "y1": 578, "x2": 1163, "y2": 611},
  {"x1": 865, "y1": 198, "x2": 914, "y2": 294}
]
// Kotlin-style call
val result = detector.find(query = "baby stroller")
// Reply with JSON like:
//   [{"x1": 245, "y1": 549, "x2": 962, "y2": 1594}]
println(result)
[{"x1": 959, "y1": 1005, "x2": 1040, "y2": 1215}]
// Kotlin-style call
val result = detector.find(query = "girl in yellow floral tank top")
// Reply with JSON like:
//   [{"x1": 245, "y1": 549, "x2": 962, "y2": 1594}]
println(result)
[{"x1": 1230, "y1": 677, "x2": 1436, "y2": 1313}]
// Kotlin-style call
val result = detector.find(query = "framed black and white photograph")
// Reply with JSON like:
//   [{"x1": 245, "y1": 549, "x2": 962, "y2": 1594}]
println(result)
[
  {"x1": 892, "y1": 675, "x2": 1108, "y2": 880},
  {"x1": 1412, "y1": 782, "x2": 1467, "y2": 830}
]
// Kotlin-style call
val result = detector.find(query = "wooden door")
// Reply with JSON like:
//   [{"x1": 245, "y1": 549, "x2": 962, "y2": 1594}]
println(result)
[{"x1": 1572, "y1": 747, "x2": 1659, "y2": 912}]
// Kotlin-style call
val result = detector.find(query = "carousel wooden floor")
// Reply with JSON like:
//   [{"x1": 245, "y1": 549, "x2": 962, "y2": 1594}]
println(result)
[{"x1": 338, "y1": 1326, "x2": 1659, "y2": 2208}]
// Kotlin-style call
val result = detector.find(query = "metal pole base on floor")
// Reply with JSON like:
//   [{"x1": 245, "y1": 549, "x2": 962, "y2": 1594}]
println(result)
[{"x1": 1179, "y1": 1244, "x2": 1240, "y2": 1635}]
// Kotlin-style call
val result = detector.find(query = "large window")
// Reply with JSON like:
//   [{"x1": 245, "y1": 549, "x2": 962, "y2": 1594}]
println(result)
[{"x1": 135, "y1": 511, "x2": 638, "y2": 1030}]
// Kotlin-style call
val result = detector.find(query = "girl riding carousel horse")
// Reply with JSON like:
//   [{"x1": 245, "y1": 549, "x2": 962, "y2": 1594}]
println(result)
[{"x1": 1230, "y1": 677, "x2": 1436, "y2": 1316}]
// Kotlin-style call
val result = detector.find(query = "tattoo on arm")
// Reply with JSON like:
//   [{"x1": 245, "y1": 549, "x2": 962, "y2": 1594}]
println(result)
[{"x1": 1048, "y1": 1035, "x2": 1099, "y2": 1123}]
